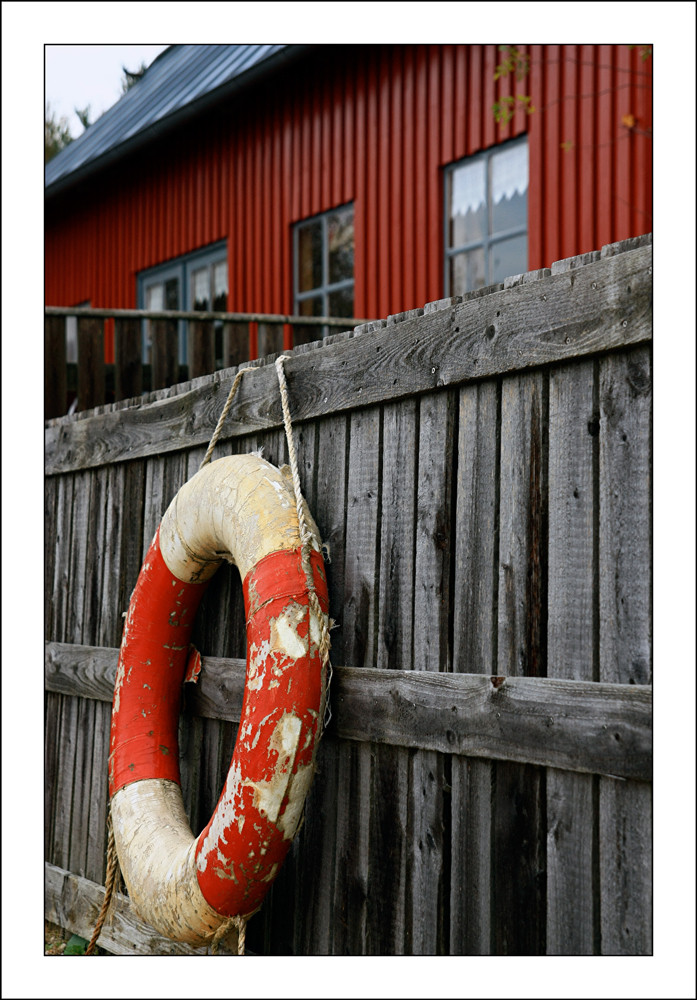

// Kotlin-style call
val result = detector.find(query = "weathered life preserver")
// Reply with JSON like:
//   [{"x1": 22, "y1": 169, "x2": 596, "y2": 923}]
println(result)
[{"x1": 108, "y1": 453, "x2": 330, "y2": 946}]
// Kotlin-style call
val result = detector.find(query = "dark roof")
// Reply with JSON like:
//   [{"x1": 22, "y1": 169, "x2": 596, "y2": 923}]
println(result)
[{"x1": 45, "y1": 44, "x2": 305, "y2": 198}]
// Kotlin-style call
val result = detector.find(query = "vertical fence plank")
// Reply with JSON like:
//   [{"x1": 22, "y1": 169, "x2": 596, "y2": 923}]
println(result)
[
  {"x1": 223, "y1": 321, "x2": 251, "y2": 369},
  {"x1": 114, "y1": 317, "x2": 142, "y2": 402},
  {"x1": 151, "y1": 319, "x2": 179, "y2": 390},
  {"x1": 406, "y1": 390, "x2": 455, "y2": 954},
  {"x1": 493, "y1": 370, "x2": 548, "y2": 955},
  {"x1": 366, "y1": 398, "x2": 418, "y2": 953},
  {"x1": 294, "y1": 412, "x2": 349, "y2": 954},
  {"x1": 450, "y1": 378, "x2": 499, "y2": 954},
  {"x1": 48, "y1": 474, "x2": 76, "y2": 871},
  {"x1": 45, "y1": 315, "x2": 67, "y2": 418},
  {"x1": 546, "y1": 359, "x2": 597, "y2": 954},
  {"x1": 77, "y1": 317, "x2": 105, "y2": 411},
  {"x1": 66, "y1": 470, "x2": 95, "y2": 879},
  {"x1": 332, "y1": 405, "x2": 381, "y2": 953},
  {"x1": 188, "y1": 319, "x2": 215, "y2": 379},
  {"x1": 598, "y1": 345, "x2": 652, "y2": 954}
]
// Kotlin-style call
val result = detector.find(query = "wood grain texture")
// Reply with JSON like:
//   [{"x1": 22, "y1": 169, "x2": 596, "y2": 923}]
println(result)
[
  {"x1": 450, "y1": 378, "x2": 499, "y2": 953},
  {"x1": 46, "y1": 644, "x2": 651, "y2": 782},
  {"x1": 598, "y1": 346, "x2": 652, "y2": 955},
  {"x1": 45, "y1": 245, "x2": 652, "y2": 475},
  {"x1": 45, "y1": 863, "x2": 240, "y2": 956},
  {"x1": 546, "y1": 359, "x2": 597, "y2": 955},
  {"x1": 332, "y1": 405, "x2": 380, "y2": 953},
  {"x1": 493, "y1": 370, "x2": 548, "y2": 954}
]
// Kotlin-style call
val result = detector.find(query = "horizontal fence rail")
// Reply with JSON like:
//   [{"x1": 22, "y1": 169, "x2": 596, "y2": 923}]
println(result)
[
  {"x1": 45, "y1": 236, "x2": 652, "y2": 956},
  {"x1": 45, "y1": 242, "x2": 651, "y2": 476},
  {"x1": 46, "y1": 642, "x2": 652, "y2": 781},
  {"x1": 44, "y1": 307, "x2": 374, "y2": 418}
]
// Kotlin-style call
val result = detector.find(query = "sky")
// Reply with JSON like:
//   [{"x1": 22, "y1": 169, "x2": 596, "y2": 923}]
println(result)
[{"x1": 45, "y1": 44, "x2": 169, "y2": 138}]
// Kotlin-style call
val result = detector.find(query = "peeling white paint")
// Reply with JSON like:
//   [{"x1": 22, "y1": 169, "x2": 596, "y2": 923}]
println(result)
[
  {"x1": 269, "y1": 603, "x2": 307, "y2": 660},
  {"x1": 242, "y1": 713, "x2": 302, "y2": 827}
]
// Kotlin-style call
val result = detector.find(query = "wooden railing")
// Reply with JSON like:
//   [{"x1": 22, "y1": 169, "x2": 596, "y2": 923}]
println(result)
[{"x1": 44, "y1": 307, "x2": 373, "y2": 417}]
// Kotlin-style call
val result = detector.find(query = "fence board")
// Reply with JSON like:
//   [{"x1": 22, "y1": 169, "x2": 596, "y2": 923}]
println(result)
[
  {"x1": 114, "y1": 317, "x2": 142, "y2": 401},
  {"x1": 45, "y1": 863, "x2": 240, "y2": 956},
  {"x1": 151, "y1": 319, "x2": 179, "y2": 390},
  {"x1": 45, "y1": 238, "x2": 652, "y2": 956},
  {"x1": 45, "y1": 643, "x2": 652, "y2": 781},
  {"x1": 369, "y1": 398, "x2": 418, "y2": 953},
  {"x1": 546, "y1": 357, "x2": 597, "y2": 954},
  {"x1": 598, "y1": 345, "x2": 652, "y2": 954},
  {"x1": 407, "y1": 390, "x2": 456, "y2": 953},
  {"x1": 332, "y1": 405, "x2": 381, "y2": 953},
  {"x1": 493, "y1": 370, "x2": 548, "y2": 954},
  {"x1": 44, "y1": 244, "x2": 652, "y2": 476},
  {"x1": 45, "y1": 315, "x2": 67, "y2": 419},
  {"x1": 77, "y1": 317, "x2": 105, "y2": 411},
  {"x1": 450, "y1": 378, "x2": 499, "y2": 953}
]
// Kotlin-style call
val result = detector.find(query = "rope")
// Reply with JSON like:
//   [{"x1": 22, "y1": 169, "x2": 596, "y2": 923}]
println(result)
[
  {"x1": 88, "y1": 355, "x2": 330, "y2": 958},
  {"x1": 199, "y1": 366, "x2": 254, "y2": 470},
  {"x1": 86, "y1": 810, "x2": 121, "y2": 955},
  {"x1": 210, "y1": 915, "x2": 248, "y2": 955},
  {"x1": 275, "y1": 356, "x2": 333, "y2": 721}
]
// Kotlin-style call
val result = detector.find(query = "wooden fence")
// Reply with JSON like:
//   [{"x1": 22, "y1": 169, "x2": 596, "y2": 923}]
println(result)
[
  {"x1": 44, "y1": 308, "x2": 371, "y2": 419},
  {"x1": 44, "y1": 234, "x2": 652, "y2": 955}
]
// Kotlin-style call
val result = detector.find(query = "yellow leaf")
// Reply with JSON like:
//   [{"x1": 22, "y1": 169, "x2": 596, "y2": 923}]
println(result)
[{"x1": 622, "y1": 113, "x2": 636, "y2": 129}]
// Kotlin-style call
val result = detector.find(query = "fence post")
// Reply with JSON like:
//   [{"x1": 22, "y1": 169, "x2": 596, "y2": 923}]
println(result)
[
  {"x1": 77, "y1": 316, "x2": 105, "y2": 411},
  {"x1": 114, "y1": 318, "x2": 142, "y2": 402},
  {"x1": 151, "y1": 319, "x2": 178, "y2": 390},
  {"x1": 222, "y1": 322, "x2": 250, "y2": 370},
  {"x1": 188, "y1": 319, "x2": 215, "y2": 379},
  {"x1": 45, "y1": 315, "x2": 68, "y2": 418},
  {"x1": 258, "y1": 322, "x2": 284, "y2": 357}
]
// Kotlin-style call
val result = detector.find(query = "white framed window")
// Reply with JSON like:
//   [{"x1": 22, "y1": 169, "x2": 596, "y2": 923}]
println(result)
[
  {"x1": 444, "y1": 137, "x2": 528, "y2": 295},
  {"x1": 293, "y1": 203, "x2": 354, "y2": 338},
  {"x1": 137, "y1": 240, "x2": 228, "y2": 365}
]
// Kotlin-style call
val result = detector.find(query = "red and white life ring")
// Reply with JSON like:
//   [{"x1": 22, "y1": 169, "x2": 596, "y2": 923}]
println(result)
[{"x1": 108, "y1": 454, "x2": 329, "y2": 946}]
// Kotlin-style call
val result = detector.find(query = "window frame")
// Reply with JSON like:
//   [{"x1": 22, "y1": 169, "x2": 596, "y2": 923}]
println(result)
[
  {"x1": 443, "y1": 136, "x2": 528, "y2": 296},
  {"x1": 137, "y1": 239, "x2": 228, "y2": 365},
  {"x1": 293, "y1": 202, "x2": 354, "y2": 337}
]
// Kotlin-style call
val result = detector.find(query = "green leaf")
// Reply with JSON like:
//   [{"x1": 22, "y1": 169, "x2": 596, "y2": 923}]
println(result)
[{"x1": 64, "y1": 934, "x2": 88, "y2": 955}]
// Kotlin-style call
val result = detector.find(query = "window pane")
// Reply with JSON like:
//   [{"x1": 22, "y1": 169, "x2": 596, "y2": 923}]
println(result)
[
  {"x1": 449, "y1": 159, "x2": 486, "y2": 247},
  {"x1": 213, "y1": 261, "x2": 228, "y2": 312},
  {"x1": 328, "y1": 207, "x2": 354, "y2": 285},
  {"x1": 328, "y1": 286, "x2": 354, "y2": 318},
  {"x1": 450, "y1": 248, "x2": 486, "y2": 295},
  {"x1": 491, "y1": 142, "x2": 528, "y2": 234},
  {"x1": 192, "y1": 267, "x2": 209, "y2": 311},
  {"x1": 165, "y1": 278, "x2": 179, "y2": 310},
  {"x1": 146, "y1": 283, "x2": 164, "y2": 310},
  {"x1": 490, "y1": 234, "x2": 527, "y2": 284},
  {"x1": 298, "y1": 221, "x2": 322, "y2": 292}
]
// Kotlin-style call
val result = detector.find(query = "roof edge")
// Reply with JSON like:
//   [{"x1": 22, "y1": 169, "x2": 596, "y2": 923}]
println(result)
[{"x1": 45, "y1": 44, "x2": 312, "y2": 201}]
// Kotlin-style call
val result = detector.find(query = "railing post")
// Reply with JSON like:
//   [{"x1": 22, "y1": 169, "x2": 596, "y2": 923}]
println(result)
[
  {"x1": 45, "y1": 315, "x2": 67, "y2": 418},
  {"x1": 258, "y1": 322, "x2": 283, "y2": 357},
  {"x1": 188, "y1": 318, "x2": 215, "y2": 379},
  {"x1": 114, "y1": 318, "x2": 142, "y2": 402},
  {"x1": 222, "y1": 322, "x2": 250, "y2": 370},
  {"x1": 151, "y1": 319, "x2": 178, "y2": 390},
  {"x1": 77, "y1": 316, "x2": 105, "y2": 411}
]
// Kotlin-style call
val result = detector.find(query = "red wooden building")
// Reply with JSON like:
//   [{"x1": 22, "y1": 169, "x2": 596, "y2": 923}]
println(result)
[{"x1": 45, "y1": 43, "x2": 652, "y2": 369}]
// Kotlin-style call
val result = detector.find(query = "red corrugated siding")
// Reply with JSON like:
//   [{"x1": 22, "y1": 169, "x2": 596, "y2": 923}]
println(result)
[{"x1": 46, "y1": 44, "x2": 652, "y2": 361}]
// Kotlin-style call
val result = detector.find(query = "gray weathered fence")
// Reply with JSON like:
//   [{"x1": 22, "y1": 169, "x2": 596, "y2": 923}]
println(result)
[{"x1": 45, "y1": 234, "x2": 652, "y2": 955}]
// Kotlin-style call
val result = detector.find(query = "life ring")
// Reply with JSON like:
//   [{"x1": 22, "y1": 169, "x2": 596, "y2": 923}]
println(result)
[{"x1": 108, "y1": 453, "x2": 330, "y2": 946}]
